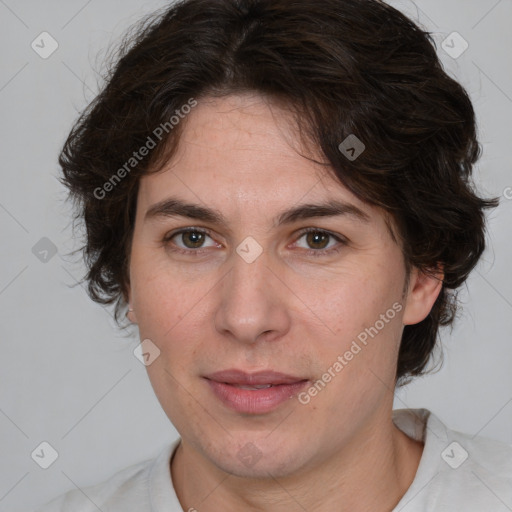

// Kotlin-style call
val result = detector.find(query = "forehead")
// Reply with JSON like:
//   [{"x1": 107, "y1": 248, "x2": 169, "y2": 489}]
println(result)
[{"x1": 136, "y1": 93, "x2": 383, "y2": 229}]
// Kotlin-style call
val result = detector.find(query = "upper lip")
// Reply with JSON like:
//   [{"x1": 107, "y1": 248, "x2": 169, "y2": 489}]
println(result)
[{"x1": 204, "y1": 369, "x2": 308, "y2": 386}]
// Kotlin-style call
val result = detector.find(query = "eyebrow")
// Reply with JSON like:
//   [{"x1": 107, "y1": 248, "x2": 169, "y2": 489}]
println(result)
[{"x1": 144, "y1": 196, "x2": 370, "y2": 228}]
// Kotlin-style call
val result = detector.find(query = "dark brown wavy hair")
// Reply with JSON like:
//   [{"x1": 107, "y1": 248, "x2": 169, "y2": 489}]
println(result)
[{"x1": 59, "y1": 0, "x2": 498, "y2": 385}]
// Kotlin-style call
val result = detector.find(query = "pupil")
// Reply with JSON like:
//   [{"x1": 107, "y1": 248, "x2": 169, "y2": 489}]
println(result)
[
  {"x1": 307, "y1": 232, "x2": 328, "y2": 249},
  {"x1": 185, "y1": 231, "x2": 204, "y2": 248}
]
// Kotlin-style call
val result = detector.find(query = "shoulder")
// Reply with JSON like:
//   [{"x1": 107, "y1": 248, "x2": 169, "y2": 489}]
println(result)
[
  {"x1": 426, "y1": 408, "x2": 512, "y2": 476},
  {"x1": 394, "y1": 408, "x2": 512, "y2": 511},
  {"x1": 34, "y1": 442, "x2": 178, "y2": 512},
  {"x1": 434, "y1": 415, "x2": 512, "y2": 503}
]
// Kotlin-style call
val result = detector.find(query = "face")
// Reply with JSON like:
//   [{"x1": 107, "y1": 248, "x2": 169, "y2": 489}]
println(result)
[{"x1": 127, "y1": 93, "x2": 440, "y2": 478}]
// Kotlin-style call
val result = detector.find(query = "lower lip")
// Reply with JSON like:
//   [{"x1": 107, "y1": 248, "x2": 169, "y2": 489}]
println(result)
[{"x1": 205, "y1": 379, "x2": 309, "y2": 414}]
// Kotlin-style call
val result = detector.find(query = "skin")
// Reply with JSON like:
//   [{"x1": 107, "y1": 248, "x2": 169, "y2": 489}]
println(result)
[{"x1": 126, "y1": 92, "x2": 443, "y2": 511}]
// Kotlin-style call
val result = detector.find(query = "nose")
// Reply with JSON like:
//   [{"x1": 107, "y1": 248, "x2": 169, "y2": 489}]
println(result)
[{"x1": 214, "y1": 246, "x2": 291, "y2": 345}]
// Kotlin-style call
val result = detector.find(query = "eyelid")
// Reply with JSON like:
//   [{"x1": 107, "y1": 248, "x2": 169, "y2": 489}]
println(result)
[
  {"x1": 293, "y1": 226, "x2": 347, "y2": 244},
  {"x1": 290, "y1": 227, "x2": 347, "y2": 256},
  {"x1": 162, "y1": 227, "x2": 218, "y2": 250},
  {"x1": 163, "y1": 226, "x2": 347, "y2": 256}
]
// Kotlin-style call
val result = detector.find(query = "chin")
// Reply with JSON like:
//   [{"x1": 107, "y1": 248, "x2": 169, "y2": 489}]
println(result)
[{"x1": 204, "y1": 434, "x2": 310, "y2": 479}]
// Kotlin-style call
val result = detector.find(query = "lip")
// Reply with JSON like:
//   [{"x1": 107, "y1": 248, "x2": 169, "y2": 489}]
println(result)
[
  {"x1": 204, "y1": 369, "x2": 309, "y2": 414},
  {"x1": 204, "y1": 369, "x2": 306, "y2": 386}
]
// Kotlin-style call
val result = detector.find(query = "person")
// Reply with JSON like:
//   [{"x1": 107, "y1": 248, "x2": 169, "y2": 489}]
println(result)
[{"x1": 36, "y1": 0, "x2": 512, "y2": 510}]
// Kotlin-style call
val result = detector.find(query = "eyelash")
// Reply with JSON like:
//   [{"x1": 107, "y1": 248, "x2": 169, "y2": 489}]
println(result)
[{"x1": 162, "y1": 227, "x2": 347, "y2": 258}]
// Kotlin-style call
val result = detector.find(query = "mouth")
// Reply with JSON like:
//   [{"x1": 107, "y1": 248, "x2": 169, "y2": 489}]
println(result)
[{"x1": 203, "y1": 369, "x2": 309, "y2": 414}]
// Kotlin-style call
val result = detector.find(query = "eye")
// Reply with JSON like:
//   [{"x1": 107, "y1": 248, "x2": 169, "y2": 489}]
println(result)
[
  {"x1": 293, "y1": 228, "x2": 347, "y2": 257},
  {"x1": 162, "y1": 227, "x2": 347, "y2": 257},
  {"x1": 163, "y1": 228, "x2": 219, "y2": 255}
]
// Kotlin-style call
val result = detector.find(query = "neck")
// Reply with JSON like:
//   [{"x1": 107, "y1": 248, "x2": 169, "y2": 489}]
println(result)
[{"x1": 171, "y1": 412, "x2": 423, "y2": 512}]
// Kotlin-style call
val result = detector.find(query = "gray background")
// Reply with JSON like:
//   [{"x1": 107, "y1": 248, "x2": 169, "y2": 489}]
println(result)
[{"x1": 0, "y1": 1, "x2": 511, "y2": 510}]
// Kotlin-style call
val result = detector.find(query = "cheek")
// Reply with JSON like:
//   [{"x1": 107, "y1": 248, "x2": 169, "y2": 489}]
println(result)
[
  {"x1": 303, "y1": 267, "x2": 404, "y2": 388},
  {"x1": 311, "y1": 269, "x2": 400, "y2": 334},
  {"x1": 130, "y1": 252, "x2": 201, "y2": 334},
  {"x1": 144, "y1": 357, "x2": 210, "y2": 438}
]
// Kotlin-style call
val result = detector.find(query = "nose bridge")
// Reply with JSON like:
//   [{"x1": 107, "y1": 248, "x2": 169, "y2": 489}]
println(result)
[
  {"x1": 214, "y1": 241, "x2": 290, "y2": 343},
  {"x1": 230, "y1": 243, "x2": 268, "y2": 302}
]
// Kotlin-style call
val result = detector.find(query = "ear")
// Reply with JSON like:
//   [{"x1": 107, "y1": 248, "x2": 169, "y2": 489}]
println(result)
[
  {"x1": 127, "y1": 307, "x2": 138, "y2": 324},
  {"x1": 125, "y1": 288, "x2": 138, "y2": 324},
  {"x1": 402, "y1": 266, "x2": 444, "y2": 326}
]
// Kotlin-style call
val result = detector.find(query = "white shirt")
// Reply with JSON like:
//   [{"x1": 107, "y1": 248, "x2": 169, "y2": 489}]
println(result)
[{"x1": 35, "y1": 408, "x2": 512, "y2": 511}]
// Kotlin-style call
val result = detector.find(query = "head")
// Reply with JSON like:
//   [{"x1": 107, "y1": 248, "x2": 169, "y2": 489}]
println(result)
[{"x1": 59, "y1": 0, "x2": 498, "y2": 478}]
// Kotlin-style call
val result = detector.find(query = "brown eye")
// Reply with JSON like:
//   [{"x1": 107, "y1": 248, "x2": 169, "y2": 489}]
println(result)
[
  {"x1": 179, "y1": 230, "x2": 207, "y2": 249},
  {"x1": 294, "y1": 228, "x2": 347, "y2": 257},
  {"x1": 304, "y1": 231, "x2": 330, "y2": 250},
  {"x1": 163, "y1": 228, "x2": 217, "y2": 253}
]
